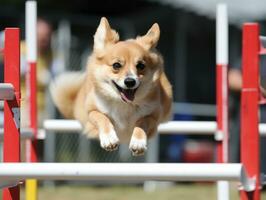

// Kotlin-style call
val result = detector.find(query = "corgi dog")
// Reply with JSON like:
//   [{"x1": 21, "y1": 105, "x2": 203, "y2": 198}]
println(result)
[{"x1": 50, "y1": 17, "x2": 172, "y2": 156}]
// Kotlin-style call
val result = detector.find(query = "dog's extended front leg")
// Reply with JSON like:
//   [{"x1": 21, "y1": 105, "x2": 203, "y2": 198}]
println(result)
[
  {"x1": 129, "y1": 115, "x2": 158, "y2": 156},
  {"x1": 88, "y1": 111, "x2": 119, "y2": 151}
]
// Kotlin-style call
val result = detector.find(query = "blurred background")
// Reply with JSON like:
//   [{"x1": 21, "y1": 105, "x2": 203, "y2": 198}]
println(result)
[{"x1": 0, "y1": 0, "x2": 266, "y2": 199}]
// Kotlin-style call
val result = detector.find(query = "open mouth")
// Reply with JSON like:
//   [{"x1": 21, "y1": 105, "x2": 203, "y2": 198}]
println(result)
[{"x1": 112, "y1": 80, "x2": 138, "y2": 103}]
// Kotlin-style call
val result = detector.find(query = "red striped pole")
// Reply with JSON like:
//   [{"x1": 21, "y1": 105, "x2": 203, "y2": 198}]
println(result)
[
  {"x1": 216, "y1": 65, "x2": 228, "y2": 163},
  {"x1": 216, "y1": 4, "x2": 229, "y2": 200},
  {"x1": 25, "y1": 2, "x2": 38, "y2": 199},
  {"x1": 25, "y1": 0, "x2": 38, "y2": 165},
  {"x1": 241, "y1": 23, "x2": 260, "y2": 200},
  {"x1": 3, "y1": 28, "x2": 21, "y2": 200},
  {"x1": 216, "y1": 3, "x2": 229, "y2": 165}
]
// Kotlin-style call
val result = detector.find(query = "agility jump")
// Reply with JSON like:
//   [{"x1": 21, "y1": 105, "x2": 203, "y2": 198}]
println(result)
[
  {"x1": 0, "y1": 28, "x2": 21, "y2": 200},
  {"x1": 0, "y1": 2, "x2": 264, "y2": 200}
]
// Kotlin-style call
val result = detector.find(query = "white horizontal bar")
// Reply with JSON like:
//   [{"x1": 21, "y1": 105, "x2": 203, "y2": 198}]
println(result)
[
  {"x1": 0, "y1": 83, "x2": 14, "y2": 100},
  {"x1": 1, "y1": 120, "x2": 263, "y2": 141},
  {"x1": 159, "y1": 121, "x2": 216, "y2": 134},
  {"x1": 44, "y1": 119, "x2": 82, "y2": 132},
  {"x1": 0, "y1": 163, "x2": 243, "y2": 182},
  {"x1": 40, "y1": 120, "x2": 211, "y2": 134},
  {"x1": 43, "y1": 120, "x2": 217, "y2": 135},
  {"x1": 1, "y1": 120, "x2": 264, "y2": 141},
  {"x1": 43, "y1": 120, "x2": 266, "y2": 136}
]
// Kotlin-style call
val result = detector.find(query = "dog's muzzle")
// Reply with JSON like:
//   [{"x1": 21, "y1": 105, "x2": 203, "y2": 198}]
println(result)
[{"x1": 112, "y1": 80, "x2": 138, "y2": 103}]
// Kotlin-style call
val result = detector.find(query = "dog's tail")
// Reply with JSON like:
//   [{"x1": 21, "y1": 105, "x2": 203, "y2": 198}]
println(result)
[{"x1": 50, "y1": 72, "x2": 86, "y2": 119}]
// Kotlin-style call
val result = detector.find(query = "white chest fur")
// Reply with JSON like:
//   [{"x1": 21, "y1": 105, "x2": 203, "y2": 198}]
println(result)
[{"x1": 94, "y1": 93, "x2": 156, "y2": 142}]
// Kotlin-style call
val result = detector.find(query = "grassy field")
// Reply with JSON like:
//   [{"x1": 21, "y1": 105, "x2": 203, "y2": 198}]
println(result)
[{"x1": 16, "y1": 183, "x2": 266, "y2": 200}]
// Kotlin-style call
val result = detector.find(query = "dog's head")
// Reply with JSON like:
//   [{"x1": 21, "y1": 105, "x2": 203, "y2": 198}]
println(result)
[{"x1": 89, "y1": 17, "x2": 163, "y2": 104}]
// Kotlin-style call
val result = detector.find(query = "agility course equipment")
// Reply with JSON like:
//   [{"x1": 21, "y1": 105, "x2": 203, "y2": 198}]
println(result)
[
  {"x1": 25, "y1": 1, "x2": 38, "y2": 200},
  {"x1": 0, "y1": 28, "x2": 21, "y2": 200},
  {"x1": 2, "y1": 119, "x2": 266, "y2": 140},
  {"x1": 0, "y1": 21, "x2": 263, "y2": 200},
  {"x1": 0, "y1": 3, "x2": 265, "y2": 200},
  {"x1": 216, "y1": 4, "x2": 230, "y2": 199},
  {"x1": 43, "y1": 119, "x2": 266, "y2": 136},
  {"x1": 43, "y1": 4, "x2": 232, "y2": 200},
  {"x1": 25, "y1": 0, "x2": 38, "y2": 164},
  {"x1": 240, "y1": 23, "x2": 261, "y2": 200},
  {"x1": 0, "y1": 163, "x2": 254, "y2": 189}
]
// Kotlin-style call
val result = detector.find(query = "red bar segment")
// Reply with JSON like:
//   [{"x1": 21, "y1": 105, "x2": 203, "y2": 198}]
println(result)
[
  {"x1": 3, "y1": 28, "x2": 20, "y2": 200},
  {"x1": 241, "y1": 23, "x2": 260, "y2": 200},
  {"x1": 216, "y1": 64, "x2": 229, "y2": 163},
  {"x1": 26, "y1": 62, "x2": 38, "y2": 163}
]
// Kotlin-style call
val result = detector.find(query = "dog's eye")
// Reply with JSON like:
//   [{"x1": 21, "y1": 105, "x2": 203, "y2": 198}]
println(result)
[
  {"x1": 136, "y1": 62, "x2": 145, "y2": 70},
  {"x1": 112, "y1": 62, "x2": 122, "y2": 70}
]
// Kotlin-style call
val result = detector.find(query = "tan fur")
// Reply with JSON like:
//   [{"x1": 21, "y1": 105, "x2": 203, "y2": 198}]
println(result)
[
  {"x1": 50, "y1": 17, "x2": 173, "y2": 155},
  {"x1": 50, "y1": 72, "x2": 86, "y2": 119}
]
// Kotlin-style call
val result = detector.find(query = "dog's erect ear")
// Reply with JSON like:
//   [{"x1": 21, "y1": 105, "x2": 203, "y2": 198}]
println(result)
[
  {"x1": 136, "y1": 23, "x2": 160, "y2": 50},
  {"x1": 94, "y1": 17, "x2": 119, "y2": 51}
]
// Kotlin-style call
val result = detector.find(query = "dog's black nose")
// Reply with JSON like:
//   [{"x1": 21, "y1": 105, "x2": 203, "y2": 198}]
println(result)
[{"x1": 124, "y1": 77, "x2": 136, "y2": 88}]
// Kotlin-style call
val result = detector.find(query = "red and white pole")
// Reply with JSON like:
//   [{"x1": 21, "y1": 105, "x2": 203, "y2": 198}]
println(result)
[
  {"x1": 216, "y1": 4, "x2": 229, "y2": 200},
  {"x1": 241, "y1": 23, "x2": 260, "y2": 200},
  {"x1": 3, "y1": 28, "x2": 21, "y2": 200},
  {"x1": 25, "y1": 0, "x2": 37, "y2": 163},
  {"x1": 25, "y1": 1, "x2": 38, "y2": 200}
]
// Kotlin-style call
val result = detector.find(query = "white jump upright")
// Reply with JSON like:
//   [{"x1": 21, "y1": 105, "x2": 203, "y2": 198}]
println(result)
[{"x1": 216, "y1": 3, "x2": 230, "y2": 200}]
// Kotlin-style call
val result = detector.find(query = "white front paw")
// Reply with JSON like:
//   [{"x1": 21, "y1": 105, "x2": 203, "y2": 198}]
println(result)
[
  {"x1": 99, "y1": 129, "x2": 119, "y2": 151},
  {"x1": 129, "y1": 136, "x2": 147, "y2": 156}
]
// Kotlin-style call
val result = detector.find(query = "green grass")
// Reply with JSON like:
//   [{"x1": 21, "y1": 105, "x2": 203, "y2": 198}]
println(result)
[{"x1": 16, "y1": 183, "x2": 266, "y2": 200}]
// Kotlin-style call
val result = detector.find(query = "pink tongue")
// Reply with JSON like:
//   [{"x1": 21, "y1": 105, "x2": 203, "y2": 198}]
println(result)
[{"x1": 120, "y1": 89, "x2": 135, "y2": 102}]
